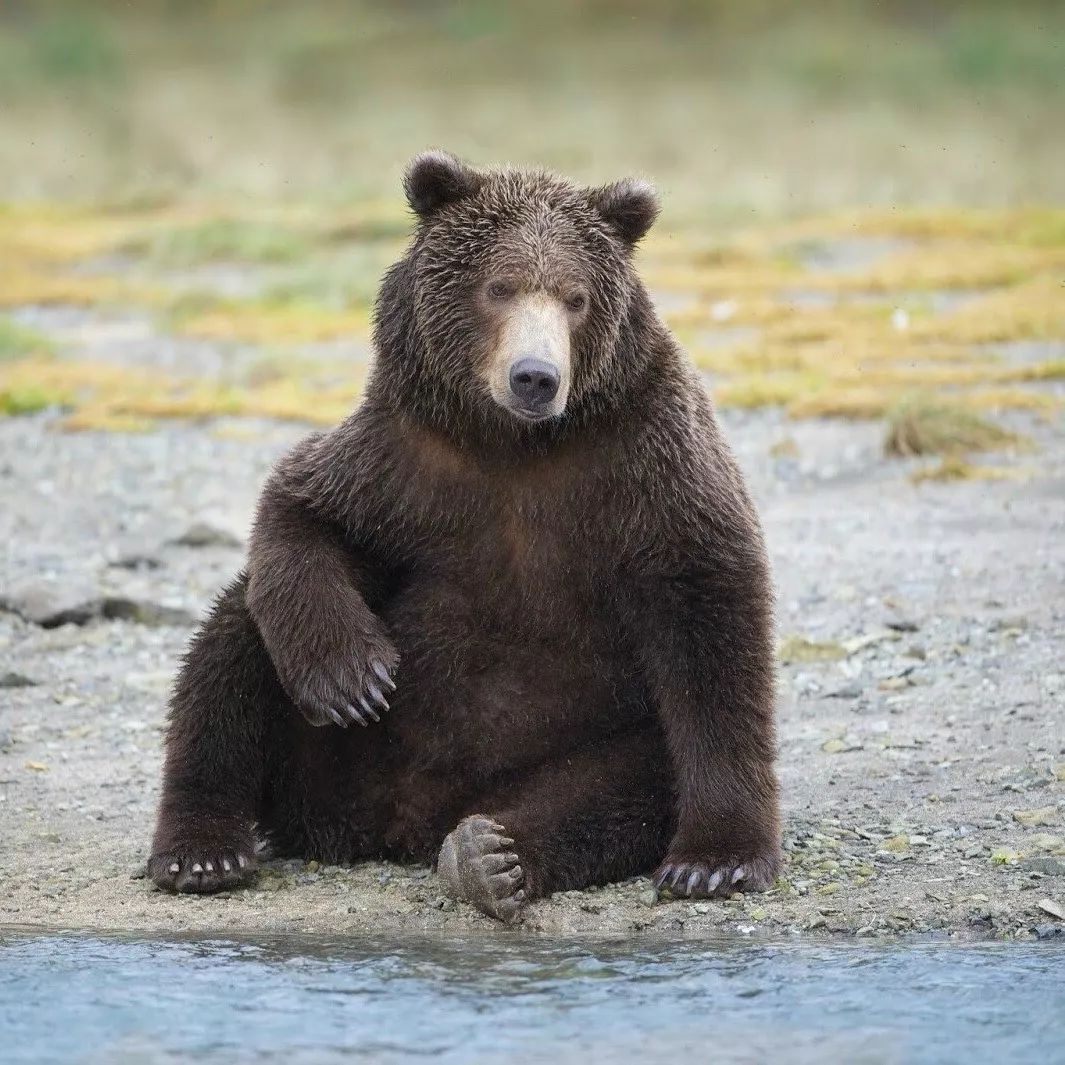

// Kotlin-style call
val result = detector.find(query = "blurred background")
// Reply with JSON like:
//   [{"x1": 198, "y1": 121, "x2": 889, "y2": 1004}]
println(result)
[{"x1": 1, "y1": 0, "x2": 1063, "y2": 211}]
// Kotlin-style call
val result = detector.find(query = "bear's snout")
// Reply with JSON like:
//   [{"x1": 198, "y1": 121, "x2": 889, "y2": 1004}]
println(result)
[
  {"x1": 509, "y1": 357, "x2": 560, "y2": 413},
  {"x1": 485, "y1": 291, "x2": 571, "y2": 423}
]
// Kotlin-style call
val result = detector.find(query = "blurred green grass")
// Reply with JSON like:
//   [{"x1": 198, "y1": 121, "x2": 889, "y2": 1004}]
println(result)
[{"x1": 0, "y1": 1, "x2": 1062, "y2": 214}]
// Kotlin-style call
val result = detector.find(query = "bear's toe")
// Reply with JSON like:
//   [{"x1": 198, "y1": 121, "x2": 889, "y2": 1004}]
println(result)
[{"x1": 437, "y1": 815, "x2": 527, "y2": 924}]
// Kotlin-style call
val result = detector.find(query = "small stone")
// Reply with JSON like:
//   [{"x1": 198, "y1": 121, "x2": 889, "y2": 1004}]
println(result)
[
  {"x1": 841, "y1": 630, "x2": 899, "y2": 654},
  {"x1": 824, "y1": 685, "x2": 862, "y2": 700},
  {"x1": 1037, "y1": 898, "x2": 1065, "y2": 921},
  {"x1": 779, "y1": 636, "x2": 846, "y2": 664},
  {"x1": 109, "y1": 553, "x2": 163, "y2": 571},
  {"x1": 822, "y1": 735, "x2": 862, "y2": 754},
  {"x1": 878, "y1": 676, "x2": 913, "y2": 692},
  {"x1": 881, "y1": 835, "x2": 910, "y2": 853},
  {"x1": 1054, "y1": 765, "x2": 1065, "y2": 782},
  {"x1": 639, "y1": 888, "x2": 659, "y2": 907}
]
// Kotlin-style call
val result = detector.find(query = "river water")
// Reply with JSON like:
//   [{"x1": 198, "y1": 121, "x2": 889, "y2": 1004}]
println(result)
[{"x1": 1, "y1": 928, "x2": 1062, "y2": 1064}]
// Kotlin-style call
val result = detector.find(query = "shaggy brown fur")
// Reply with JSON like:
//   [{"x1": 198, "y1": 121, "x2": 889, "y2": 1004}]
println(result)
[{"x1": 148, "y1": 151, "x2": 781, "y2": 921}]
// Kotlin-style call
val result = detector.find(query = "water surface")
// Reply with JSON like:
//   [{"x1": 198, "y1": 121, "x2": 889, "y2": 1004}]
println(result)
[{"x1": 2, "y1": 929, "x2": 1062, "y2": 1064}]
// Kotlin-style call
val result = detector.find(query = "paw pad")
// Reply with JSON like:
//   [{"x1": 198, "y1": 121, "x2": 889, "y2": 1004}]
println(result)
[{"x1": 437, "y1": 815, "x2": 527, "y2": 923}]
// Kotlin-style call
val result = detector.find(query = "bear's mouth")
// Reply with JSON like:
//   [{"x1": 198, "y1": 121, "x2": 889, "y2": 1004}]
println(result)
[{"x1": 506, "y1": 405, "x2": 556, "y2": 424}]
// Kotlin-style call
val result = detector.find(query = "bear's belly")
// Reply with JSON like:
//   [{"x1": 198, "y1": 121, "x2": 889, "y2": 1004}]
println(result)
[{"x1": 378, "y1": 567, "x2": 647, "y2": 775}]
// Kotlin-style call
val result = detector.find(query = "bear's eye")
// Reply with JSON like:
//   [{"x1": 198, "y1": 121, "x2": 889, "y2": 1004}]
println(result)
[
  {"x1": 566, "y1": 292, "x2": 587, "y2": 313},
  {"x1": 486, "y1": 280, "x2": 515, "y2": 300}
]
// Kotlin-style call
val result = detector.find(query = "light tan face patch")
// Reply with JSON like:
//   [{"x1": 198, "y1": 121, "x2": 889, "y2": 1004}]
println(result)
[{"x1": 484, "y1": 292, "x2": 571, "y2": 420}]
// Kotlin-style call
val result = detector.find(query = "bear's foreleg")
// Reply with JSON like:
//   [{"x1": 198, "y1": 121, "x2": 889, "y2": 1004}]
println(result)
[
  {"x1": 245, "y1": 472, "x2": 397, "y2": 730},
  {"x1": 638, "y1": 559, "x2": 782, "y2": 900},
  {"x1": 148, "y1": 577, "x2": 275, "y2": 893}
]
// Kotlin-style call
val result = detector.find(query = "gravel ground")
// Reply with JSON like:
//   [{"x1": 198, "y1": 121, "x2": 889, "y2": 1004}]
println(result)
[{"x1": 1, "y1": 312, "x2": 1064, "y2": 942}]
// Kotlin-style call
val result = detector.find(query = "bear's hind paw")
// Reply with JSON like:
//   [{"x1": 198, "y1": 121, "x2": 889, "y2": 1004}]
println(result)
[
  {"x1": 653, "y1": 853, "x2": 777, "y2": 900},
  {"x1": 149, "y1": 843, "x2": 256, "y2": 894},
  {"x1": 437, "y1": 815, "x2": 527, "y2": 924}
]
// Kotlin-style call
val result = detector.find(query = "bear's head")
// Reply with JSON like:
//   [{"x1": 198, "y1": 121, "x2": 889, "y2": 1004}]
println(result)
[{"x1": 373, "y1": 151, "x2": 661, "y2": 440}]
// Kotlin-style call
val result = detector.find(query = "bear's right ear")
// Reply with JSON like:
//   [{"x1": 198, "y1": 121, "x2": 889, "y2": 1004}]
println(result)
[{"x1": 404, "y1": 151, "x2": 484, "y2": 220}]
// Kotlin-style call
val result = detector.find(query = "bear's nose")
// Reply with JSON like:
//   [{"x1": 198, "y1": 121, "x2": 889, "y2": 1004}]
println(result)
[{"x1": 509, "y1": 357, "x2": 560, "y2": 410}]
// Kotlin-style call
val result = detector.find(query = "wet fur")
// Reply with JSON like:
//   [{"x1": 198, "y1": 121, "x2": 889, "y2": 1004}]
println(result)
[{"x1": 149, "y1": 156, "x2": 781, "y2": 910}]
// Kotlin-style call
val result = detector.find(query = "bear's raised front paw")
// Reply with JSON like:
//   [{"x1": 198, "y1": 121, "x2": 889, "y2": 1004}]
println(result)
[
  {"x1": 149, "y1": 841, "x2": 257, "y2": 894},
  {"x1": 289, "y1": 641, "x2": 398, "y2": 730},
  {"x1": 653, "y1": 851, "x2": 779, "y2": 900},
  {"x1": 437, "y1": 814, "x2": 527, "y2": 924}
]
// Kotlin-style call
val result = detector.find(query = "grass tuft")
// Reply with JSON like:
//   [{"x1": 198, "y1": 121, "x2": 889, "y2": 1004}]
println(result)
[{"x1": 884, "y1": 397, "x2": 1025, "y2": 458}]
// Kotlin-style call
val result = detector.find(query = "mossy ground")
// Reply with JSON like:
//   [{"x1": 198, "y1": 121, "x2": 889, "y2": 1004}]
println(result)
[{"x1": 1, "y1": 202, "x2": 1062, "y2": 460}]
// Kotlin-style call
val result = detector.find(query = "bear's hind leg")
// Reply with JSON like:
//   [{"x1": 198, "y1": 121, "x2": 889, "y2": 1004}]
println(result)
[
  {"x1": 149, "y1": 577, "x2": 278, "y2": 893},
  {"x1": 437, "y1": 726, "x2": 674, "y2": 923}
]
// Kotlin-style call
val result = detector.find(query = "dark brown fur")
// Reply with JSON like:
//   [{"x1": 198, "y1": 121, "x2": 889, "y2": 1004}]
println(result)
[{"x1": 149, "y1": 152, "x2": 781, "y2": 916}]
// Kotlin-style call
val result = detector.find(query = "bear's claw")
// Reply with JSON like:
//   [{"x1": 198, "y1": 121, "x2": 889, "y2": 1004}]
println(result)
[
  {"x1": 437, "y1": 815, "x2": 527, "y2": 924},
  {"x1": 301, "y1": 654, "x2": 396, "y2": 729},
  {"x1": 149, "y1": 843, "x2": 256, "y2": 894},
  {"x1": 653, "y1": 854, "x2": 777, "y2": 900}
]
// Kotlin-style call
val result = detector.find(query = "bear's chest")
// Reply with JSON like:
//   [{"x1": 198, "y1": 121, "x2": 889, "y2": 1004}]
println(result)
[
  {"x1": 379, "y1": 498, "x2": 639, "y2": 749},
  {"x1": 398, "y1": 492, "x2": 612, "y2": 626}
]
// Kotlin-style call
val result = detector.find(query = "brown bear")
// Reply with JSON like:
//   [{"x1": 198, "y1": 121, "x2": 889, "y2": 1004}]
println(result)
[{"x1": 148, "y1": 151, "x2": 781, "y2": 923}]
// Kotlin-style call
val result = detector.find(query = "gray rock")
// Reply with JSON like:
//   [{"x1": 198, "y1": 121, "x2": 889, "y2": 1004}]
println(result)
[
  {"x1": 0, "y1": 579, "x2": 102, "y2": 627},
  {"x1": 1020, "y1": 857, "x2": 1065, "y2": 876},
  {"x1": 170, "y1": 522, "x2": 243, "y2": 549},
  {"x1": 0, "y1": 580, "x2": 196, "y2": 629},
  {"x1": 0, "y1": 671, "x2": 38, "y2": 688},
  {"x1": 99, "y1": 597, "x2": 196, "y2": 627}
]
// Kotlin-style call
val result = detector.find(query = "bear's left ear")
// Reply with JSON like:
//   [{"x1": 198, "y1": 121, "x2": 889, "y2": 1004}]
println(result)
[
  {"x1": 404, "y1": 150, "x2": 484, "y2": 220},
  {"x1": 588, "y1": 178, "x2": 660, "y2": 247}
]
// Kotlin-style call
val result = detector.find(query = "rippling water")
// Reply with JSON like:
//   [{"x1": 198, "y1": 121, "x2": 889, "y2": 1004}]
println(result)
[{"x1": 1, "y1": 928, "x2": 1062, "y2": 1064}]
